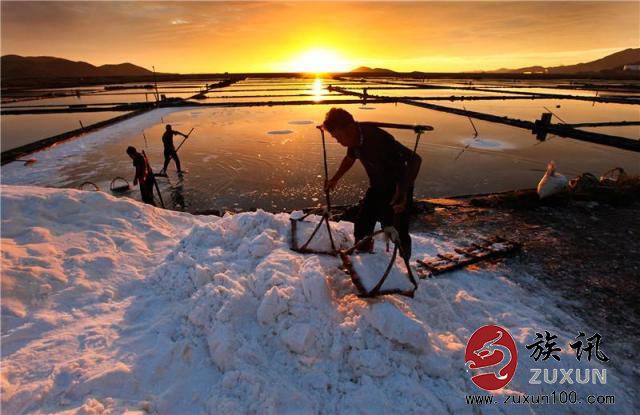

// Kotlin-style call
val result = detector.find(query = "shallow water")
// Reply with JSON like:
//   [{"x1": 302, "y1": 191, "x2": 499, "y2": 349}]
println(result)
[
  {"x1": 483, "y1": 86, "x2": 640, "y2": 98},
  {"x1": 1, "y1": 79, "x2": 222, "y2": 107},
  {"x1": 454, "y1": 99, "x2": 640, "y2": 138},
  {"x1": 362, "y1": 88, "x2": 525, "y2": 98},
  {"x1": 1, "y1": 111, "x2": 130, "y2": 152},
  {"x1": 2, "y1": 91, "x2": 197, "y2": 107},
  {"x1": 5, "y1": 102, "x2": 637, "y2": 213},
  {"x1": 194, "y1": 94, "x2": 358, "y2": 104},
  {"x1": 2, "y1": 78, "x2": 639, "y2": 212}
]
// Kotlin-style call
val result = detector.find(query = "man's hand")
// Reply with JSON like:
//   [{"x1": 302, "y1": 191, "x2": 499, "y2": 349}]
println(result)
[
  {"x1": 390, "y1": 187, "x2": 407, "y2": 213},
  {"x1": 324, "y1": 178, "x2": 339, "y2": 192},
  {"x1": 383, "y1": 226, "x2": 400, "y2": 244}
]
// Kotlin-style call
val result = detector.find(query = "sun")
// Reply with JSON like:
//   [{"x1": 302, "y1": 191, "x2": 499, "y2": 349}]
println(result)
[{"x1": 290, "y1": 49, "x2": 351, "y2": 74}]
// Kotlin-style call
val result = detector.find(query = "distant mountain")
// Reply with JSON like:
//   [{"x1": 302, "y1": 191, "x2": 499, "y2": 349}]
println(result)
[
  {"x1": 490, "y1": 48, "x2": 640, "y2": 74},
  {"x1": 1, "y1": 55, "x2": 153, "y2": 79},
  {"x1": 93, "y1": 63, "x2": 153, "y2": 77},
  {"x1": 492, "y1": 65, "x2": 547, "y2": 74},
  {"x1": 351, "y1": 66, "x2": 396, "y2": 73}
]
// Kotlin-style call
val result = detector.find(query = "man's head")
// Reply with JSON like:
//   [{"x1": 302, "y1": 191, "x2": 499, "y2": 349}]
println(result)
[
  {"x1": 126, "y1": 146, "x2": 137, "y2": 159},
  {"x1": 166, "y1": 124, "x2": 172, "y2": 131},
  {"x1": 323, "y1": 108, "x2": 359, "y2": 147}
]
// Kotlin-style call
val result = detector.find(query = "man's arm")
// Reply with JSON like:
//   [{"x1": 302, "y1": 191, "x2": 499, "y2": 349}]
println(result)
[
  {"x1": 391, "y1": 147, "x2": 422, "y2": 213},
  {"x1": 134, "y1": 160, "x2": 145, "y2": 186},
  {"x1": 174, "y1": 130, "x2": 188, "y2": 138},
  {"x1": 325, "y1": 155, "x2": 356, "y2": 191}
]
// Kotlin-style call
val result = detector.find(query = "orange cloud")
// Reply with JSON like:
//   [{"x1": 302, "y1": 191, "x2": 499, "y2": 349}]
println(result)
[{"x1": 1, "y1": 1, "x2": 638, "y2": 73}]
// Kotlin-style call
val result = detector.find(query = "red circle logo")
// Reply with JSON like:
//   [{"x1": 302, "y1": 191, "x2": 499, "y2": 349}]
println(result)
[{"x1": 465, "y1": 325, "x2": 518, "y2": 391}]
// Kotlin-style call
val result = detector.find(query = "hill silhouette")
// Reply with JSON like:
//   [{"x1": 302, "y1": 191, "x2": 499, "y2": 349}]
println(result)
[
  {"x1": 1, "y1": 55, "x2": 153, "y2": 79},
  {"x1": 351, "y1": 66, "x2": 396, "y2": 73},
  {"x1": 491, "y1": 48, "x2": 640, "y2": 74}
]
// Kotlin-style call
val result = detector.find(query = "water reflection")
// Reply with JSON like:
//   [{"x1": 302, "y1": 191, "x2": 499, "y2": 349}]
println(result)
[
  {"x1": 170, "y1": 176, "x2": 186, "y2": 210},
  {"x1": 0, "y1": 111, "x2": 130, "y2": 152},
  {"x1": 3, "y1": 77, "x2": 639, "y2": 213},
  {"x1": 4, "y1": 102, "x2": 636, "y2": 213},
  {"x1": 312, "y1": 78, "x2": 323, "y2": 102}
]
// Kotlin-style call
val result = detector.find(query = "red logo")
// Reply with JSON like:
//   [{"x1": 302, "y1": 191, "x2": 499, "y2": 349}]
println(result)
[{"x1": 465, "y1": 325, "x2": 518, "y2": 391}]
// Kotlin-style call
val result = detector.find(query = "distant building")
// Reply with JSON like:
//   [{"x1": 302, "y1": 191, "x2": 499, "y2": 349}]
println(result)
[{"x1": 623, "y1": 64, "x2": 640, "y2": 71}]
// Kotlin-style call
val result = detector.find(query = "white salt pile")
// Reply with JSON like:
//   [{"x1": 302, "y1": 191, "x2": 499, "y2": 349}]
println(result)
[
  {"x1": 350, "y1": 248, "x2": 416, "y2": 294},
  {"x1": 1, "y1": 185, "x2": 635, "y2": 414},
  {"x1": 460, "y1": 137, "x2": 515, "y2": 150}
]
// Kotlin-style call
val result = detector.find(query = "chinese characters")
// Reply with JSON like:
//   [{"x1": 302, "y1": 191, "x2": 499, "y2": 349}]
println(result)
[{"x1": 525, "y1": 331, "x2": 609, "y2": 362}]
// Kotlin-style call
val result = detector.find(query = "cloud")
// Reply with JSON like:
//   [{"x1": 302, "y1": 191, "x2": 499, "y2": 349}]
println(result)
[
  {"x1": 171, "y1": 19, "x2": 190, "y2": 25},
  {"x1": 1, "y1": 1, "x2": 638, "y2": 73}
]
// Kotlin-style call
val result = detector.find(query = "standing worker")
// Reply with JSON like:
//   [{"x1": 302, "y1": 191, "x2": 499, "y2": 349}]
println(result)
[
  {"x1": 126, "y1": 146, "x2": 156, "y2": 206},
  {"x1": 161, "y1": 124, "x2": 188, "y2": 174},
  {"x1": 323, "y1": 108, "x2": 421, "y2": 260}
]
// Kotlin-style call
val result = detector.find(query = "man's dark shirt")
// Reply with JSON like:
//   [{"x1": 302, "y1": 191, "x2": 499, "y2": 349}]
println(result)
[
  {"x1": 162, "y1": 130, "x2": 176, "y2": 151},
  {"x1": 346, "y1": 122, "x2": 414, "y2": 190},
  {"x1": 132, "y1": 153, "x2": 147, "y2": 183}
]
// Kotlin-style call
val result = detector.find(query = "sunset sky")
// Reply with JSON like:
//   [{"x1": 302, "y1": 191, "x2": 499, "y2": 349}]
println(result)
[{"x1": 1, "y1": 1, "x2": 638, "y2": 74}]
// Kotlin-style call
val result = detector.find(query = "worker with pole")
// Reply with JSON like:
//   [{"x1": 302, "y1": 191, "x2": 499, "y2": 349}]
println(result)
[
  {"x1": 160, "y1": 124, "x2": 190, "y2": 175},
  {"x1": 126, "y1": 146, "x2": 156, "y2": 206}
]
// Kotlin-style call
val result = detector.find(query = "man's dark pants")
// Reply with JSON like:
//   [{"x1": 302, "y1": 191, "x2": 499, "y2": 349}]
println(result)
[
  {"x1": 140, "y1": 180, "x2": 156, "y2": 206},
  {"x1": 354, "y1": 185, "x2": 413, "y2": 260},
  {"x1": 163, "y1": 149, "x2": 181, "y2": 172}
]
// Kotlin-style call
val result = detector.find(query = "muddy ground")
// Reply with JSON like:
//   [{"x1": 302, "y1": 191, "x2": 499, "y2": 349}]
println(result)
[{"x1": 411, "y1": 193, "x2": 640, "y2": 387}]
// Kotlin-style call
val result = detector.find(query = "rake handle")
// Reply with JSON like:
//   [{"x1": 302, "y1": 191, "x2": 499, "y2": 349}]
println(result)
[
  {"x1": 317, "y1": 127, "x2": 333, "y2": 210},
  {"x1": 175, "y1": 128, "x2": 195, "y2": 154}
]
